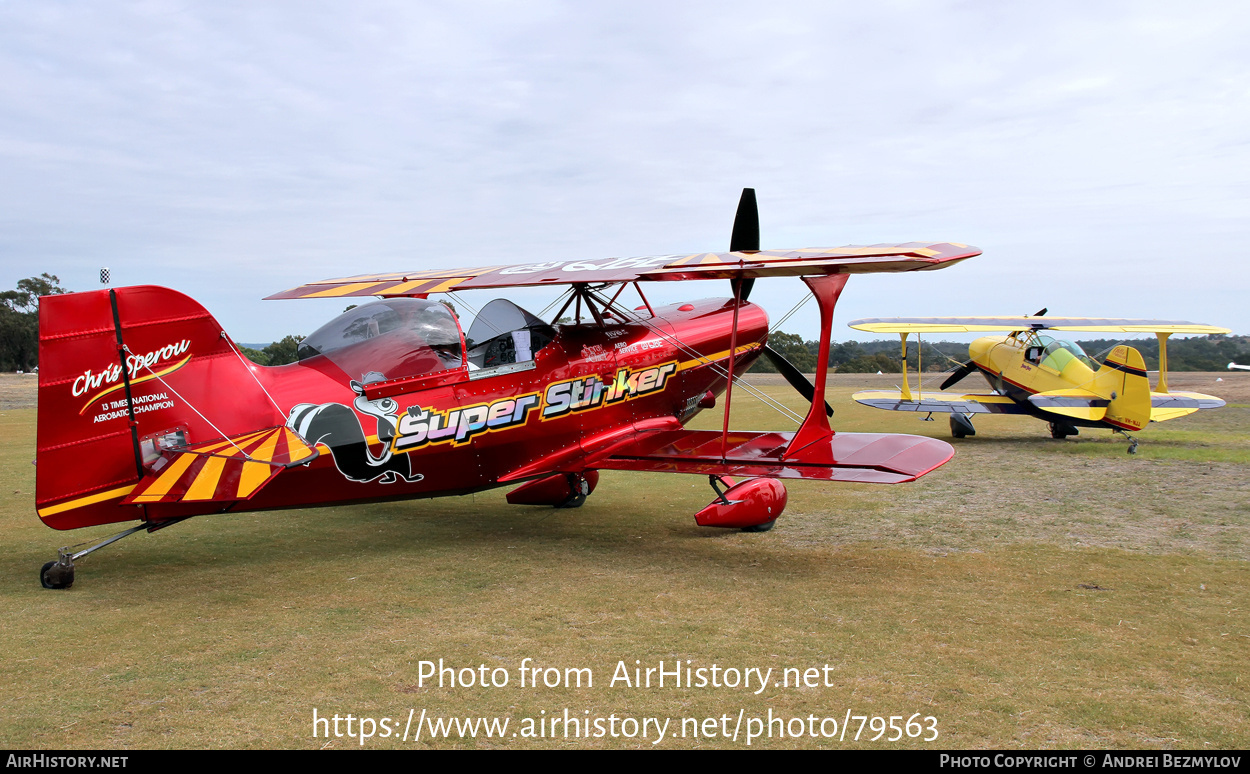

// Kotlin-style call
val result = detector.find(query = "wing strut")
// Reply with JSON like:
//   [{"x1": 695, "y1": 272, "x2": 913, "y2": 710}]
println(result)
[
  {"x1": 720, "y1": 280, "x2": 743, "y2": 462},
  {"x1": 1156, "y1": 332, "x2": 1171, "y2": 394},
  {"x1": 784, "y1": 273, "x2": 850, "y2": 458},
  {"x1": 899, "y1": 333, "x2": 912, "y2": 400}
]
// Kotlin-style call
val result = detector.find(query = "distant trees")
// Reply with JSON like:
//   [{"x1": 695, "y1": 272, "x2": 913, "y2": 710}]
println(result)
[
  {"x1": 1, "y1": 274, "x2": 68, "y2": 371},
  {"x1": 749, "y1": 330, "x2": 1248, "y2": 374},
  {"x1": 241, "y1": 335, "x2": 305, "y2": 366}
]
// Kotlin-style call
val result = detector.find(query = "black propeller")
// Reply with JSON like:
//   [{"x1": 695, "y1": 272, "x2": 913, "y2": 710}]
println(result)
[
  {"x1": 762, "y1": 346, "x2": 834, "y2": 418},
  {"x1": 940, "y1": 360, "x2": 978, "y2": 391},
  {"x1": 729, "y1": 188, "x2": 759, "y2": 302}
]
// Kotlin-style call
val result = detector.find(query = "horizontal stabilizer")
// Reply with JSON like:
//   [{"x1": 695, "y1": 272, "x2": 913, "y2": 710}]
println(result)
[
  {"x1": 1151, "y1": 391, "x2": 1225, "y2": 422},
  {"x1": 1027, "y1": 389, "x2": 1109, "y2": 421},
  {"x1": 124, "y1": 427, "x2": 318, "y2": 505},
  {"x1": 852, "y1": 390, "x2": 1025, "y2": 415},
  {"x1": 590, "y1": 429, "x2": 953, "y2": 484}
]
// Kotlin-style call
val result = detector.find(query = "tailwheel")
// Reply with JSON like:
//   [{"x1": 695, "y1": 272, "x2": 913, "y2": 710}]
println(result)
[
  {"x1": 40, "y1": 555, "x2": 75, "y2": 590},
  {"x1": 1114, "y1": 429, "x2": 1139, "y2": 454}
]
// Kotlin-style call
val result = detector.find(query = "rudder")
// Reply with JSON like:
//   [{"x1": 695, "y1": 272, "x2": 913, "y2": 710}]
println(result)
[
  {"x1": 36, "y1": 286, "x2": 281, "y2": 529},
  {"x1": 1095, "y1": 345, "x2": 1151, "y2": 432}
]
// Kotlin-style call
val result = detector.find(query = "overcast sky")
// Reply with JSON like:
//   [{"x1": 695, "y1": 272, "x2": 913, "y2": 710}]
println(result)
[{"x1": 2, "y1": 1, "x2": 1247, "y2": 343}]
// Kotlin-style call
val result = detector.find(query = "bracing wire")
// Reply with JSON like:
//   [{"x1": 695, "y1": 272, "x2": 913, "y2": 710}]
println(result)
[{"x1": 584, "y1": 286, "x2": 806, "y2": 425}]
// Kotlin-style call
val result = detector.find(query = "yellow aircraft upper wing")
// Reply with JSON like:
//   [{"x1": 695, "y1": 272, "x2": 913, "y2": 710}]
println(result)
[
  {"x1": 852, "y1": 390, "x2": 1026, "y2": 415},
  {"x1": 849, "y1": 317, "x2": 1230, "y2": 335}
]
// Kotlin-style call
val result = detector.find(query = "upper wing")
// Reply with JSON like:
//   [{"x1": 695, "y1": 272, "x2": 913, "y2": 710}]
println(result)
[
  {"x1": 852, "y1": 389, "x2": 1027, "y2": 415},
  {"x1": 849, "y1": 317, "x2": 1230, "y2": 335},
  {"x1": 264, "y1": 242, "x2": 980, "y2": 300}
]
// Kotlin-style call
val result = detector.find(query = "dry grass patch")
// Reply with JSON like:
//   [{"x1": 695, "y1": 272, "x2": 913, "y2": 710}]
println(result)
[{"x1": 1, "y1": 373, "x2": 1247, "y2": 749}]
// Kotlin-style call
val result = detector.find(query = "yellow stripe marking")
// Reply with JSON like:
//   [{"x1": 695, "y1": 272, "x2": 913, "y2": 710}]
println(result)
[
  {"x1": 284, "y1": 429, "x2": 315, "y2": 462},
  {"x1": 424, "y1": 277, "x2": 469, "y2": 294},
  {"x1": 129, "y1": 453, "x2": 199, "y2": 502},
  {"x1": 237, "y1": 431, "x2": 282, "y2": 497},
  {"x1": 303, "y1": 282, "x2": 388, "y2": 298},
  {"x1": 676, "y1": 343, "x2": 760, "y2": 372},
  {"x1": 382, "y1": 280, "x2": 435, "y2": 296},
  {"x1": 38, "y1": 484, "x2": 138, "y2": 518},
  {"x1": 183, "y1": 456, "x2": 227, "y2": 501}
]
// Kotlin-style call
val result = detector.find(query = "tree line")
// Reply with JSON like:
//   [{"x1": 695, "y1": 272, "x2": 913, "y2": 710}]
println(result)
[
  {"x1": 750, "y1": 331, "x2": 1250, "y2": 374},
  {"x1": 4, "y1": 275, "x2": 1247, "y2": 374}
]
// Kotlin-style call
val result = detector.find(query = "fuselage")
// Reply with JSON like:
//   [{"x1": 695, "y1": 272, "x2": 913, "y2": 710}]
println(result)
[
  {"x1": 180, "y1": 296, "x2": 769, "y2": 518},
  {"x1": 967, "y1": 332, "x2": 1107, "y2": 427}
]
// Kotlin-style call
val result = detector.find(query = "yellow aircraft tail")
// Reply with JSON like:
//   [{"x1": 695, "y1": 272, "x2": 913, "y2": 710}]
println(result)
[{"x1": 1094, "y1": 345, "x2": 1152, "y2": 431}]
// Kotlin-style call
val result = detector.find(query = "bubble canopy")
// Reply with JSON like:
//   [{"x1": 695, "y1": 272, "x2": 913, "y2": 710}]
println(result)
[{"x1": 296, "y1": 298, "x2": 464, "y2": 383}]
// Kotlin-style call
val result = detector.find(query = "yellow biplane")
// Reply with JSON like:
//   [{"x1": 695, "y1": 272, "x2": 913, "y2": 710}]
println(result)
[{"x1": 846, "y1": 315, "x2": 1230, "y2": 453}]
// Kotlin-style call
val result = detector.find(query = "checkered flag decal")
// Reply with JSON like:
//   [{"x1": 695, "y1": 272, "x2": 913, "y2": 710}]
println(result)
[{"x1": 100, "y1": 267, "x2": 110, "y2": 285}]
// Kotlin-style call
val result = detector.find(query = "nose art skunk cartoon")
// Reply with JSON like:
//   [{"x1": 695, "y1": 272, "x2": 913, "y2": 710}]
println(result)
[{"x1": 286, "y1": 379, "x2": 423, "y2": 484}]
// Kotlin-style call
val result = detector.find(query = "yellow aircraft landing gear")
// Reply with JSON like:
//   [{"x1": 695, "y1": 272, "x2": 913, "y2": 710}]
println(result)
[
  {"x1": 950, "y1": 414, "x2": 975, "y2": 439},
  {"x1": 1048, "y1": 422, "x2": 1079, "y2": 440},
  {"x1": 1113, "y1": 429, "x2": 1139, "y2": 454}
]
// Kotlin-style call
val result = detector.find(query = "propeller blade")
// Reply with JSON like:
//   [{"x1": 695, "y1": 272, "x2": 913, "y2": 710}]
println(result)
[
  {"x1": 729, "y1": 188, "x2": 759, "y2": 301},
  {"x1": 763, "y1": 345, "x2": 833, "y2": 417},
  {"x1": 940, "y1": 360, "x2": 978, "y2": 391}
]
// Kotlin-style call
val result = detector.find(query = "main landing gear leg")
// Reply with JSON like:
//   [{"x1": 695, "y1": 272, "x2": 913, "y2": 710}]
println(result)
[{"x1": 40, "y1": 518, "x2": 190, "y2": 589}]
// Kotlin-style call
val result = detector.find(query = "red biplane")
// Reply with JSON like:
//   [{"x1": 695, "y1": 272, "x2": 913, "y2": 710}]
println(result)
[{"x1": 34, "y1": 190, "x2": 979, "y2": 587}]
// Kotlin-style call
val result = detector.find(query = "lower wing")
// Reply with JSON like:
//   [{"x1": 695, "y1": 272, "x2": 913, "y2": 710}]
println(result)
[
  {"x1": 498, "y1": 418, "x2": 952, "y2": 484},
  {"x1": 852, "y1": 390, "x2": 1026, "y2": 415}
]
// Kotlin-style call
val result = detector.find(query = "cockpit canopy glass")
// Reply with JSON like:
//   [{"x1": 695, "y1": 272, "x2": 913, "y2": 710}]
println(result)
[
  {"x1": 465, "y1": 299, "x2": 556, "y2": 370},
  {"x1": 1021, "y1": 332, "x2": 1098, "y2": 372},
  {"x1": 297, "y1": 298, "x2": 464, "y2": 383}
]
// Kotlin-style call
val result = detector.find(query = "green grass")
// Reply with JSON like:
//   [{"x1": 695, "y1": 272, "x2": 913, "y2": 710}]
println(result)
[{"x1": 1, "y1": 376, "x2": 1248, "y2": 749}]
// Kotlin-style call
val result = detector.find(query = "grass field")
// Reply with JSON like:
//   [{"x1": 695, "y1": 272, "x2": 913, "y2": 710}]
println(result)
[{"x1": 2, "y1": 371, "x2": 1247, "y2": 749}]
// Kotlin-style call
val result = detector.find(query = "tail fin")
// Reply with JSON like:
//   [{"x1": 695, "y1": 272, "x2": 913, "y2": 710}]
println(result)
[
  {"x1": 1093, "y1": 345, "x2": 1152, "y2": 431},
  {"x1": 36, "y1": 286, "x2": 282, "y2": 530}
]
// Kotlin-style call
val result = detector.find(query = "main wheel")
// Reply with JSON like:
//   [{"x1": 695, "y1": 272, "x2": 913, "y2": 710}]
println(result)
[
  {"x1": 1049, "y1": 422, "x2": 1079, "y2": 439},
  {"x1": 741, "y1": 520, "x2": 776, "y2": 533},
  {"x1": 40, "y1": 561, "x2": 74, "y2": 590},
  {"x1": 950, "y1": 414, "x2": 975, "y2": 439}
]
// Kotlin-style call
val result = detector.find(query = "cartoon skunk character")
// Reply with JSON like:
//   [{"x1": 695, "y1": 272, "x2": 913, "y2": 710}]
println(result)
[{"x1": 287, "y1": 378, "x2": 423, "y2": 484}]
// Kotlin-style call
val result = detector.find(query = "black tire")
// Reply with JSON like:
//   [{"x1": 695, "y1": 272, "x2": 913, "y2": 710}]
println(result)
[
  {"x1": 949, "y1": 414, "x2": 974, "y2": 439},
  {"x1": 40, "y1": 561, "x2": 74, "y2": 590},
  {"x1": 1049, "y1": 422, "x2": 1078, "y2": 439},
  {"x1": 741, "y1": 520, "x2": 776, "y2": 533},
  {"x1": 556, "y1": 493, "x2": 587, "y2": 509}
]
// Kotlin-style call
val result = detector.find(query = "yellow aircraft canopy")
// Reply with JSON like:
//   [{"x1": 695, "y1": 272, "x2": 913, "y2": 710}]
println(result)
[{"x1": 848, "y1": 317, "x2": 1231, "y2": 335}]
